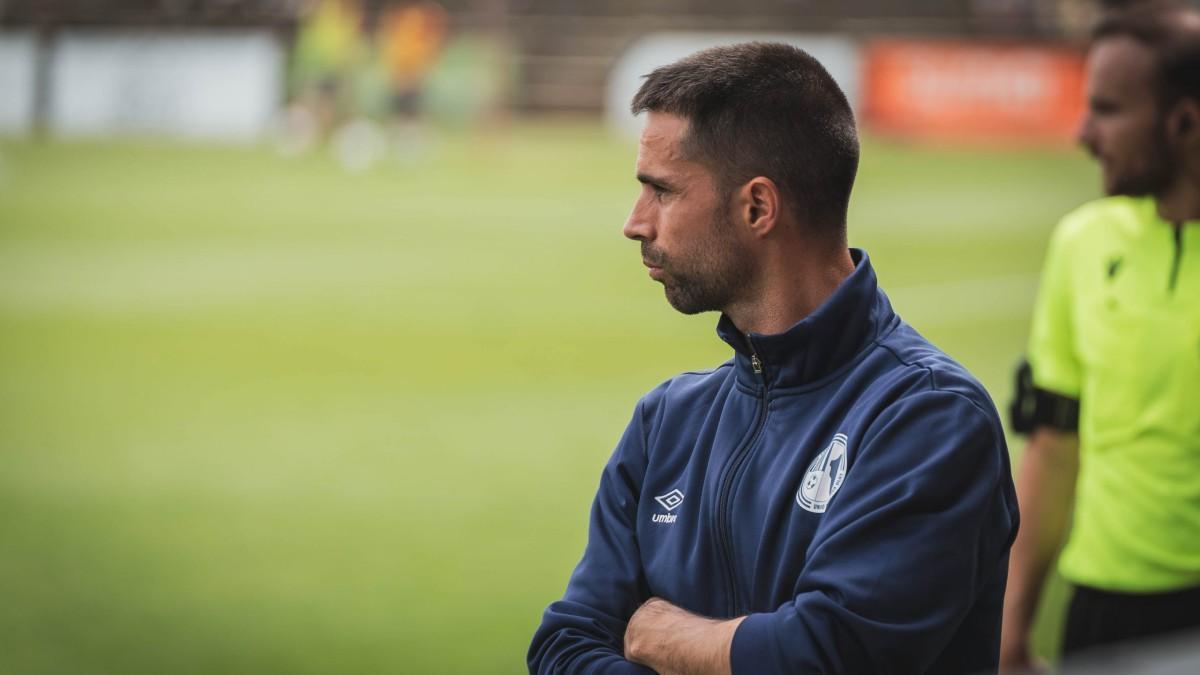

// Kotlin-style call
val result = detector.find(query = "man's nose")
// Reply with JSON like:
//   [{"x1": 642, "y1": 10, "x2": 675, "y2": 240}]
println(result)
[
  {"x1": 1075, "y1": 114, "x2": 1096, "y2": 152},
  {"x1": 623, "y1": 198, "x2": 654, "y2": 241}
]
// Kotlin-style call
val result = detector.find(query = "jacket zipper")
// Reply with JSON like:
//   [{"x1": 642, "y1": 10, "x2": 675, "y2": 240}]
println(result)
[
  {"x1": 715, "y1": 341, "x2": 769, "y2": 617},
  {"x1": 1168, "y1": 223, "x2": 1184, "y2": 294}
]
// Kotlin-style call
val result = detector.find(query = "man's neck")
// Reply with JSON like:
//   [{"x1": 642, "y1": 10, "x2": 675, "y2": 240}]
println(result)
[
  {"x1": 1156, "y1": 166, "x2": 1200, "y2": 223},
  {"x1": 724, "y1": 246, "x2": 856, "y2": 336}
]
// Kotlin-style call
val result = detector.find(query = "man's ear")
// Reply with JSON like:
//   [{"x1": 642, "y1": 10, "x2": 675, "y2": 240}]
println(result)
[
  {"x1": 737, "y1": 176, "x2": 781, "y2": 239},
  {"x1": 1168, "y1": 99, "x2": 1200, "y2": 145}
]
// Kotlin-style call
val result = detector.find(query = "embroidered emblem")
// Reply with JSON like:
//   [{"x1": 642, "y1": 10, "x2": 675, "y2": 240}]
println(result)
[
  {"x1": 652, "y1": 489, "x2": 684, "y2": 524},
  {"x1": 654, "y1": 489, "x2": 684, "y2": 511},
  {"x1": 796, "y1": 434, "x2": 849, "y2": 514}
]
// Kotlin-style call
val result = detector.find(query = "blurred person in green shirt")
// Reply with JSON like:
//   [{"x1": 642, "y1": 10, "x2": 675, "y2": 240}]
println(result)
[{"x1": 1001, "y1": 1, "x2": 1200, "y2": 670}]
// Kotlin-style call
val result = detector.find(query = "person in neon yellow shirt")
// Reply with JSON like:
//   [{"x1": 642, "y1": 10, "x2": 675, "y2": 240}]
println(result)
[{"x1": 1001, "y1": 2, "x2": 1200, "y2": 670}]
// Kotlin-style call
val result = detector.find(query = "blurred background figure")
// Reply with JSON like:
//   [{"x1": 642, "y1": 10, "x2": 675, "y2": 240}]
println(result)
[
  {"x1": 284, "y1": 0, "x2": 450, "y2": 169},
  {"x1": 288, "y1": 0, "x2": 367, "y2": 147},
  {"x1": 1, "y1": 1, "x2": 1198, "y2": 674},
  {"x1": 376, "y1": 0, "x2": 448, "y2": 163},
  {"x1": 1002, "y1": 1, "x2": 1200, "y2": 671},
  {"x1": 377, "y1": 0, "x2": 448, "y2": 123}
]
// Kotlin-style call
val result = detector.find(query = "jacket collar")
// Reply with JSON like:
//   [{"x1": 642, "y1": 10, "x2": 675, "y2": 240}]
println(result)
[{"x1": 716, "y1": 249, "x2": 895, "y2": 391}]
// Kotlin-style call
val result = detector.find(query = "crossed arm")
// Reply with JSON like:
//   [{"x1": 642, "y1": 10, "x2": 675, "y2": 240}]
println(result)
[
  {"x1": 529, "y1": 392, "x2": 1016, "y2": 674},
  {"x1": 623, "y1": 598, "x2": 745, "y2": 675}
]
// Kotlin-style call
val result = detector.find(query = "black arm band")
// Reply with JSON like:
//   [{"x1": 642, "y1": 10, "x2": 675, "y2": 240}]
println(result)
[{"x1": 1009, "y1": 359, "x2": 1080, "y2": 434}]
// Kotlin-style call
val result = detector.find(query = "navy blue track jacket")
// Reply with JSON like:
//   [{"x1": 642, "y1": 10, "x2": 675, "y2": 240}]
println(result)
[{"x1": 528, "y1": 250, "x2": 1020, "y2": 674}]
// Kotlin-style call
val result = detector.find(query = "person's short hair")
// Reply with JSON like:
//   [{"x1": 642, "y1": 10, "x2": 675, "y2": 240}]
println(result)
[
  {"x1": 1092, "y1": 1, "x2": 1200, "y2": 108},
  {"x1": 630, "y1": 42, "x2": 859, "y2": 241}
]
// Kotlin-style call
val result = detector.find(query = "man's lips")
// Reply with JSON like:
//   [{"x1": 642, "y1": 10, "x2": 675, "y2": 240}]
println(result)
[{"x1": 643, "y1": 260, "x2": 664, "y2": 280}]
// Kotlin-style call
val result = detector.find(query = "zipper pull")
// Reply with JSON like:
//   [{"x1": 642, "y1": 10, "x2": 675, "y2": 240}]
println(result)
[{"x1": 750, "y1": 353, "x2": 763, "y2": 374}]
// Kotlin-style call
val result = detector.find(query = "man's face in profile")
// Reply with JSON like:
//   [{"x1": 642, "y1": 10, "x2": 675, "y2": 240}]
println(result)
[
  {"x1": 623, "y1": 112, "x2": 754, "y2": 315},
  {"x1": 1078, "y1": 36, "x2": 1175, "y2": 197}
]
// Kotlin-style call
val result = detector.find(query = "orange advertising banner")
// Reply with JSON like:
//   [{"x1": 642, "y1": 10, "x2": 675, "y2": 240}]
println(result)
[{"x1": 862, "y1": 40, "x2": 1087, "y2": 143}]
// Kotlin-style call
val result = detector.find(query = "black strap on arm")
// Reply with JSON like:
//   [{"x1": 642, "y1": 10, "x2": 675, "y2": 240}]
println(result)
[{"x1": 1009, "y1": 359, "x2": 1080, "y2": 434}]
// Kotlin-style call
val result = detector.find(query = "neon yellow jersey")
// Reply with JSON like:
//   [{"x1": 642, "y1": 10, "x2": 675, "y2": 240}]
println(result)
[{"x1": 1028, "y1": 196, "x2": 1200, "y2": 591}]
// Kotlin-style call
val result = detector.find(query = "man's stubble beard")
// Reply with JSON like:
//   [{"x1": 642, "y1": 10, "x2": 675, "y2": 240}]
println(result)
[
  {"x1": 643, "y1": 211, "x2": 756, "y2": 316},
  {"x1": 1106, "y1": 120, "x2": 1177, "y2": 198}
]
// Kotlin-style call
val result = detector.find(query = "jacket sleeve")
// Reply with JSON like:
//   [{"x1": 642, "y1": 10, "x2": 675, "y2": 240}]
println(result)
[
  {"x1": 527, "y1": 401, "x2": 657, "y2": 674},
  {"x1": 730, "y1": 389, "x2": 1018, "y2": 674}
]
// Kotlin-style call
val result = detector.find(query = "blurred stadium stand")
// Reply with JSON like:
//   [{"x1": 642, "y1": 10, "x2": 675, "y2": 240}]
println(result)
[
  {"x1": 0, "y1": 0, "x2": 303, "y2": 25},
  {"x1": 8, "y1": 1, "x2": 1196, "y2": 137},
  {"x1": 0, "y1": 0, "x2": 1091, "y2": 126},
  {"x1": 465, "y1": 0, "x2": 1067, "y2": 112}
]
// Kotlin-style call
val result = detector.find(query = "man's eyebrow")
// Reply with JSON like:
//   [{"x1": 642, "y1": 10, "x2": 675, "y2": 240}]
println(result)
[{"x1": 637, "y1": 172, "x2": 673, "y2": 189}]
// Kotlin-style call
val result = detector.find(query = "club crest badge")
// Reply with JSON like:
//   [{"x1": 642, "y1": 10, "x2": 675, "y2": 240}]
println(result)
[{"x1": 796, "y1": 433, "x2": 849, "y2": 514}]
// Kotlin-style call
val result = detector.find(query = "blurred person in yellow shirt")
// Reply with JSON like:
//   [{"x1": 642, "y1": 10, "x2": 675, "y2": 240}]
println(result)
[
  {"x1": 292, "y1": 0, "x2": 368, "y2": 132},
  {"x1": 1001, "y1": 1, "x2": 1200, "y2": 670}
]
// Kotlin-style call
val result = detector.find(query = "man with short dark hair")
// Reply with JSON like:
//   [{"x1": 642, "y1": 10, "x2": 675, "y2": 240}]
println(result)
[
  {"x1": 1001, "y1": 3, "x2": 1200, "y2": 670},
  {"x1": 528, "y1": 43, "x2": 1019, "y2": 674}
]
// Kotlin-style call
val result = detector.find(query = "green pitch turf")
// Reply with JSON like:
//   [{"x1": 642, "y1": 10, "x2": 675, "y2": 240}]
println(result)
[{"x1": 0, "y1": 123, "x2": 1095, "y2": 673}]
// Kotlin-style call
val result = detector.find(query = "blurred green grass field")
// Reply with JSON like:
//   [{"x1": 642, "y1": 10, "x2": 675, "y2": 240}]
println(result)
[{"x1": 0, "y1": 123, "x2": 1096, "y2": 673}]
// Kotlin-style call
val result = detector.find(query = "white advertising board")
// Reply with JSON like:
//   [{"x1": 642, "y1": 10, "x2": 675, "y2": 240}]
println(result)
[
  {"x1": 49, "y1": 29, "x2": 284, "y2": 141},
  {"x1": 0, "y1": 30, "x2": 37, "y2": 134}
]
